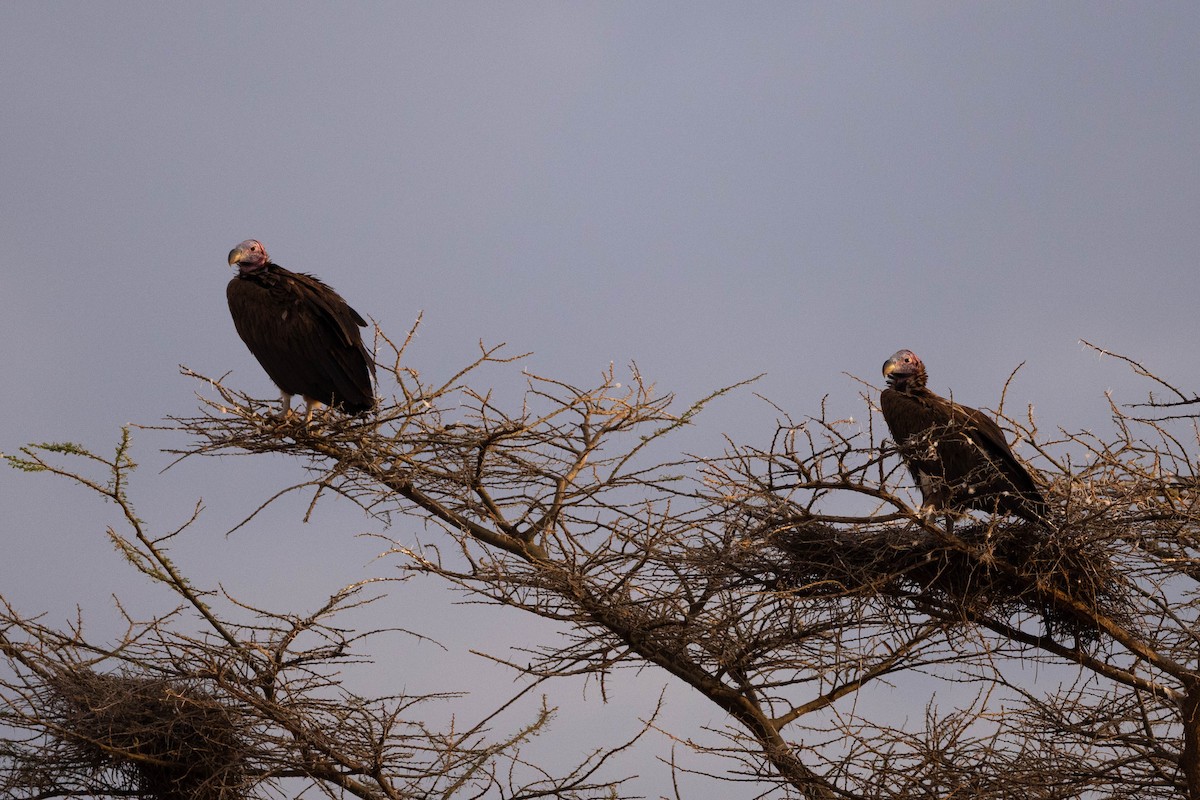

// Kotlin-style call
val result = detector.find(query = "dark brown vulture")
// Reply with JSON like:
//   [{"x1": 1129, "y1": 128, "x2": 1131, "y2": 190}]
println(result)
[
  {"x1": 879, "y1": 349, "x2": 1046, "y2": 523},
  {"x1": 226, "y1": 239, "x2": 375, "y2": 421}
]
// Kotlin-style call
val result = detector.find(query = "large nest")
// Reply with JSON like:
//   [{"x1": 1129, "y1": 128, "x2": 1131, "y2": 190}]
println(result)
[
  {"x1": 43, "y1": 667, "x2": 249, "y2": 800},
  {"x1": 749, "y1": 516, "x2": 1129, "y2": 645}
]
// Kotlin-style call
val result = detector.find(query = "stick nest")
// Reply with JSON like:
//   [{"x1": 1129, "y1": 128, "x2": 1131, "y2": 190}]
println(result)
[
  {"x1": 753, "y1": 517, "x2": 1129, "y2": 644},
  {"x1": 44, "y1": 667, "x2": 249, "y2": 800}
]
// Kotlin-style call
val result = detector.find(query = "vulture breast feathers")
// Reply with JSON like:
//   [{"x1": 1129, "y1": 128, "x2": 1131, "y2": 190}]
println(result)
[
  {"x1": 226, "y1": 240, "x2": 375, "y2": 418},
  {"x1": 879, "y1": 349, "x2": 1046, "y2": 522}
]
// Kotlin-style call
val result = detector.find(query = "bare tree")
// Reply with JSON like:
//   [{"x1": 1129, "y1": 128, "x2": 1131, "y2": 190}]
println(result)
[
  {"x1": 4, "y1": 327, "x2": 1199, "y2": 799},
  {"x1": 0, "y1": 430, "x2": 651, "y2": 799}
]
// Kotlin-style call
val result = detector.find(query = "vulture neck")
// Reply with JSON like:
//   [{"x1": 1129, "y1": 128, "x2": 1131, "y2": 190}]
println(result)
[
  {"x1": 890, "y1": 369, "x2": 929, "y2": 394},
  {"x1": 237, "y1": 262, "x2": 273, "y2": 277}
]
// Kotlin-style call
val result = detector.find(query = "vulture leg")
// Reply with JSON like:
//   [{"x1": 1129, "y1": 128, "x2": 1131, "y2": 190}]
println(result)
[
  {"x1": 303, "y1": 398, "x2": 324, "y2": 424},
  {"x1": 915, "y1": 471, "x2": 954, "y2": 533},
  {"x1": 278, "y1": 392, "x2": 295, "y2": 419},
  {"x1": 917, "y1": 503, "x2": 954, "y2": 536}
]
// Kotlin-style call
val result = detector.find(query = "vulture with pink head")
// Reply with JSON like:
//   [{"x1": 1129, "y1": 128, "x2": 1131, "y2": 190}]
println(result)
[
  {"x1": 226, "y1": 239, "x2": 375, "y2": 420},
  {"x1": 879, "y1": 349, "x2": 1046, "y2": 523}
]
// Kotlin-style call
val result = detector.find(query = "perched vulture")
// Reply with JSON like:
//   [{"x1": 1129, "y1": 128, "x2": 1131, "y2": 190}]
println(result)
[
  {"x1": 226, "y1": 239, "x2": 375, "y2": 420},
  {"x1": 879, "y1": 349, "x2": 1046, "y2": 523}
]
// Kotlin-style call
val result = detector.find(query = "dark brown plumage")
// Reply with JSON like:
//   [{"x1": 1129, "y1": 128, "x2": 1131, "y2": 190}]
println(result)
[
  {"x1": 879, "y1": 349, "x2": 1046, "y2": 522},
  {"x1": 226, "y1": 239, "x2": 375, "y2": 420}
]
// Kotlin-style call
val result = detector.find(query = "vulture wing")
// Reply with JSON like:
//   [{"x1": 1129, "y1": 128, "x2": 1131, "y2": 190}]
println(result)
[
  {"x1": 945, "y1": 401, "x2": 1046, "y2": 519},
  {"x1": 227, "y1": 267, "x2": 375, "y2": 412},
  {"x1": 881, "y1": 388, "x2": 1046, "y2": 521}
]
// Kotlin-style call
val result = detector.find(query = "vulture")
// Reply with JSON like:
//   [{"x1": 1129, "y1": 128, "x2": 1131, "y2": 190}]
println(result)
[
  {"x1": 879, "y1": 349, "x2": 1046, "y2": 523},
  {"x1": 226, "y1": 239, "x2": 375, "y2": 421}
]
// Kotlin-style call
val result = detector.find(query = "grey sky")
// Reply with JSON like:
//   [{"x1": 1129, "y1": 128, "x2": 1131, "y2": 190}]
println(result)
[{"x1": 2, "y1": 4, "x2": 1198, "y2": 795}]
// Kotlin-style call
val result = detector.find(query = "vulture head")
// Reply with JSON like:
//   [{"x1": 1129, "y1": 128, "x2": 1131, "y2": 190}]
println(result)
[
  {"x1": 883, "y1": 349, "x2": 928, "y2": 391},
  {"x1": 228, "y1": 239, "x2": 269, "y2": 273}
]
